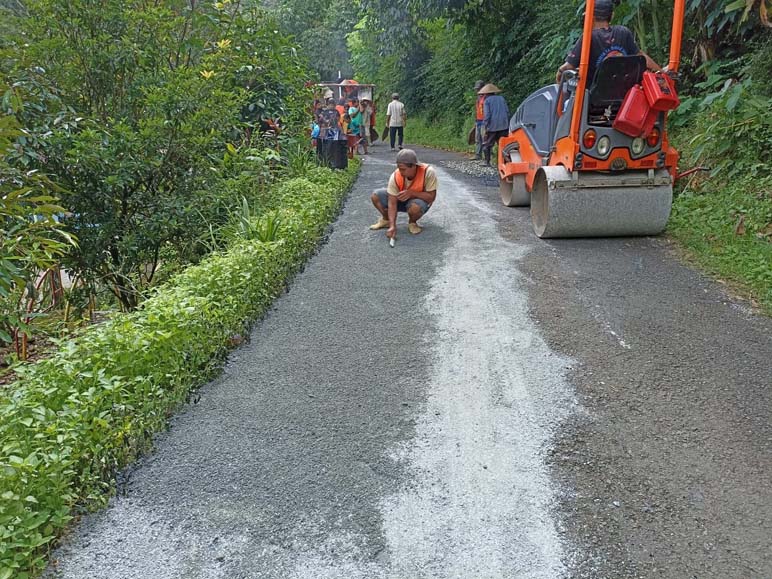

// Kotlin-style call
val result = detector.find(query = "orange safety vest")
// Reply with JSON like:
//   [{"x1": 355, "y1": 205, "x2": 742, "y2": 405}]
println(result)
[
  {"x1": 476, "y1": 95, "x2": 486, "y2": 121},
  {"x1": 394, "y1": 163, "x2": 428, "y2": 192}
]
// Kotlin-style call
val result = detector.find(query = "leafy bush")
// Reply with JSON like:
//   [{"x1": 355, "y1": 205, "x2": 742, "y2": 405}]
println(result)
[
  {"x1": 2, "y1": 1, "x2": 313, "y2": 312},
  {"x1": 0, "y1": 101, "x2": 76, "y2": 346},
  {"x1": 668, "y1": 38, "x2": 772, "y2": 312},
  {"x1": 669, "y1": 175, "x2": 772, "y2": 311},
  {"x1": 0, "y1": 161, "x2": 359, "y2": 578}
]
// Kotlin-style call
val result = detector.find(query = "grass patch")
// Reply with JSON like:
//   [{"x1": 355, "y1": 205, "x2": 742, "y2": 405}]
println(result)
[
  {"x1": 0, "y1": 161, "x2": 360, "y2": 578},
  {"x1": 405, "y1": 115, "x2": 474, "y2": 153},
  {"x1": 668, "y1": 176, "x2": 772, "y2": 313}
]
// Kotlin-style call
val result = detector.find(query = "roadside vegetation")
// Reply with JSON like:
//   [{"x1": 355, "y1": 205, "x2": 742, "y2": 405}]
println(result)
[
  {"x1": 1, "y1": 0, "x2": 313, "y2": 361},
  {"x1": 0, "y1": 162, "x2": 358, "y2": 577},
  {"x1": 1, "y1": 0, "x2": 360, "y2": 576},
  {"x1": 340, "y1": 0, "x2": 771, "y2": 311}
]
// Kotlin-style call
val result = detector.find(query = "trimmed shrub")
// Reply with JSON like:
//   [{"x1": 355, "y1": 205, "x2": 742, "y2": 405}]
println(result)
[{"x1": 0, "y1": 161, "x2": 359, "y2": 578}]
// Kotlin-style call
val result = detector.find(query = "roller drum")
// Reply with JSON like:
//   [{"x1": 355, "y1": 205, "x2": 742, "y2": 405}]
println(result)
[{"x1": 531, "y1": 166, "x2": 673, "y2": 238}]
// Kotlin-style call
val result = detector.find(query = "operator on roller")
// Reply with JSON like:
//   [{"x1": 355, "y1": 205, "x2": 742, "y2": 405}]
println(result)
[{"x1": 555, "y1": 0, "x2": 661, "y2": 85}]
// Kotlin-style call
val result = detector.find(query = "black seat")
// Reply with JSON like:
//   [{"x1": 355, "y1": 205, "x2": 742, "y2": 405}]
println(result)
[{"x1": 587, "y1": 55, "x2": 646, "y2": 125}]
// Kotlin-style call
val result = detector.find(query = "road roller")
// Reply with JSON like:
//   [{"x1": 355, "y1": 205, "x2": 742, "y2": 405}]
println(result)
[{"x1": 497, "y1": 0, "x2": 686, "y2": 238}]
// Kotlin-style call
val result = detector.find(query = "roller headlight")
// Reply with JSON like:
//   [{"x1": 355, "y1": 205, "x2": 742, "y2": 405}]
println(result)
[
  {"x1": 597, "y1": 136, "x2": 611, "y2": 157},
  {"x1": 631, "y1": 137, "x2": 645, "y2": 155}
]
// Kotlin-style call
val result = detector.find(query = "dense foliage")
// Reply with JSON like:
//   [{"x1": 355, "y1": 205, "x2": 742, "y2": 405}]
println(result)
[
  {"x1": 1, "y1": 0, "x2": 312, "y2": 340},
  {"x1": 0, "y1": 108, "x2": 76, "y2": 344},
  {"x1": 274, "y1": 0, "x2": 359, "y2": 81},
  {"x1": 0, "y1": 161, "x2": 359, "y2": 578}
]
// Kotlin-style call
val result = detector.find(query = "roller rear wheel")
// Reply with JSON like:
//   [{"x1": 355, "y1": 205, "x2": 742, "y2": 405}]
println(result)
[{"x1": 499, "y1": 152, "x2": 529, "y2": 207}]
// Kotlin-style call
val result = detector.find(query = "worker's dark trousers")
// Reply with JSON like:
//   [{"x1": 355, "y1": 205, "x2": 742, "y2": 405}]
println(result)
[
  {"x1": 389, "y1": 126, "x2": 404, "y2": 149},
  {"x1": 483, "y1": 129, "x2": 508, "y2": 164}
]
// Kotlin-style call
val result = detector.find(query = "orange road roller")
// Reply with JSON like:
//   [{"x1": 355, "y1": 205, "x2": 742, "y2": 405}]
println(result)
[{"x1": 497, "y1": 0, "x2": 686, "y2": 238}]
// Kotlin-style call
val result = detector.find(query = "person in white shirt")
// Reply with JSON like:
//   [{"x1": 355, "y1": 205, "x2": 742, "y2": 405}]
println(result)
[{"x1": 386, "y1": 93, "x2": 406, "y2": 151}]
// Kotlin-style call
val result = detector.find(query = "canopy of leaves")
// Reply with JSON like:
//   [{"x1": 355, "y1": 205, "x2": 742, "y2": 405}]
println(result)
[{"x1": 1, "y1": 0, "x2": 312, "y2": 312}]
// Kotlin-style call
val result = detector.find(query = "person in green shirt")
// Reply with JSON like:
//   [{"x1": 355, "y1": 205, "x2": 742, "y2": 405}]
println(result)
[{"x1": 347, "y1": 103, "x2": 363, "y2": 157}]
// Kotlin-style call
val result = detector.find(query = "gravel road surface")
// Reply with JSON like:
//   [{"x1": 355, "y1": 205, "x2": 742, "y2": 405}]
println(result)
[{"x1": 46, "y1": 144, "x2": 771, "y2": 579}]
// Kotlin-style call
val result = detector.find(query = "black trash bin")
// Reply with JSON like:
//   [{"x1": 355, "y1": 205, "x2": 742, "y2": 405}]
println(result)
[
  {"x1": 316, "y1": 139, "x2": 332, "y2": 167},
  {"x1": 330, "y1": 139, "x2": 348, "y2": 170}
]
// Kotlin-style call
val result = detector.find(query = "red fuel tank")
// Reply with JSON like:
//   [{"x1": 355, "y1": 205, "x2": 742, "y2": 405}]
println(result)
[
  {"x1": 613, "y1": 85, "x2": 656, "y2": 137},
  {"x1": 642, "y1": 71, "x2": 680, "y2": 112}
]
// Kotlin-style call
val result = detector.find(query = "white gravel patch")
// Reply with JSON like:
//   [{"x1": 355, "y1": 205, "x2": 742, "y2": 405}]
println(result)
[
  {"x1": 441, "y1": 158, "x2": 499, "y2": 178},
  {"x1": 293, "y1": 166, "x2": 577, "y2": 578}
]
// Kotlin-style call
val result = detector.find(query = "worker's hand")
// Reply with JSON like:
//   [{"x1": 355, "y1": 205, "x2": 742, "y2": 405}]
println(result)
[
  {"x1": 386, "y1": 226, "x2": 396, "y2": 239},
  {"x1": 556, "y1": 70, "x2": 562, "y2": 84},
  {"x1": 396, "y1": 190, "x2": 411, "y2": 202}
]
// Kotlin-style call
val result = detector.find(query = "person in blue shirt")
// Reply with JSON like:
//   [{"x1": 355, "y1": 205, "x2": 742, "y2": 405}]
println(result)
[{"x1": 479, "y1": 83, "x2": 510, "y2": 166}]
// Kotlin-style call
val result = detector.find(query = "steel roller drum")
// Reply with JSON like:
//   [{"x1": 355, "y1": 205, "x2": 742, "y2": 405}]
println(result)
[{"x1": 530, "y1": 166, "x2": 673, "y2": 238}]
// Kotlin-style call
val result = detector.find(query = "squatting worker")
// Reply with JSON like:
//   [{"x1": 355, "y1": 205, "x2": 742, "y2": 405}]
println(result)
[
  {"x1": 369, "y1": 148, "x2": 437, "y2": 239},
  {"x1": 555, "y1": 0, "x2": 661, "y2": 86},
  {"x1": 479, "y1": 83, "x2": 510, "y2": 167},
  {"x1": 386, "y1": 92, "x2": 406, "y2": 151},
  {"x1": 473, "y1": 80, "x2": 486, "y2": 160}
]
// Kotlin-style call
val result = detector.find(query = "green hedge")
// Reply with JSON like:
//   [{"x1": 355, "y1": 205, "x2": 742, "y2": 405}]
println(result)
[{"x1": 0, "y1": 161, "x2": 360, "y2": 578}]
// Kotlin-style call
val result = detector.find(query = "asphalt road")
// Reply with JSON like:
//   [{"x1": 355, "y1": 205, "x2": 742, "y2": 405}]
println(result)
[{"x1": 46, "y1": 144, "x2": 772, "y2": 578}]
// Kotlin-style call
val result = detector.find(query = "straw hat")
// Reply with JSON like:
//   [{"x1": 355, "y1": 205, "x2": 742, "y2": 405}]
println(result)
[{"x1": 477, "y1": 83, "x2": 502, "y2": 95}]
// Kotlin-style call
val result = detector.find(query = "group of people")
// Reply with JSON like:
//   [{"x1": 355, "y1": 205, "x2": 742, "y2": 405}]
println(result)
[
  {"x1": 312, "y1": 91, "x2": 411, "y2": 157},
  {"x1": 312, "y1": 96, "x2": 373, "y2": 157}
]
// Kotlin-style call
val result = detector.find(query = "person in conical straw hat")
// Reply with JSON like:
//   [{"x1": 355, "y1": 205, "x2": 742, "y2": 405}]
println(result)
[
  {"x1": 369, "y1": 148, "x2": 438, "y2": 239},
  {"x1": 478, "y1": 83, "x2": 509, "y2": 166},
  {"x1": 477, "y1": 83, "x2": 501, "y2": 95}
]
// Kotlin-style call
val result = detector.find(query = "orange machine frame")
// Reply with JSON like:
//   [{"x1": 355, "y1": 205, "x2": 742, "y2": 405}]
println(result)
[{"x1": 499, "y1": 0, "x2": 685, "y2": 185}]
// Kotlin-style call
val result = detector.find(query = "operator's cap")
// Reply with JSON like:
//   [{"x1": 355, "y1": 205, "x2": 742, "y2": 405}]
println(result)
[
  {"x1": 594, "y1": 0, "x2": 615, "y2": 20},
  {"x1": 474, "y1": 80, "x2": 485, "y2": 90},
  {"x1": 396, "y1": 148, "x2": 418, "y2": 166},
  {"x1": 392, "y1": 92, "x2": 399, "y2": 99}
]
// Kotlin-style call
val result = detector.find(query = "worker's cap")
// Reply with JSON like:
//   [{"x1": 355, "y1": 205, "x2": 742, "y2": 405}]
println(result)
[
  {"x1": 392, "y1": 92, "x2": 399, "y2": 99},
  {"x1": 594, "y1": 0, "x2": 615, "y2": 20},
  {"x1": 395, "y1": 148, "x2": 418, "y2": 166},
  {"x1": 477, "y1": 83, "x2": 502, "y2": 95},
  {"x1": 474, "y1": 80, "x2": 485, "y2": 90}
]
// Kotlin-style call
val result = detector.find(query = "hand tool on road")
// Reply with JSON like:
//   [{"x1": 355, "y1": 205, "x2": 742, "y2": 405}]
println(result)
[{"x1": 496, "y1": 0, "x2": 687, "y2": 238}]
